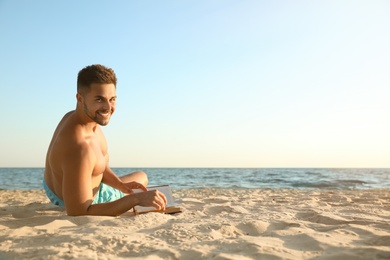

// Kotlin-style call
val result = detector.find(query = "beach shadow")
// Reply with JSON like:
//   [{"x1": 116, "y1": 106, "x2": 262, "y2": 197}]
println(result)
[
  {"x1": 313, "y1": 245, "x2": 390, "y2": 259},
  {"x1": 0, "y1": 247, "x2": 60, "y2": 260},
  {"x1": 0, "y1": 202, "x2": 65, "y2": 229},
  {"x1": 282, "y1": 233, "x2": 322, "y2": 251}
]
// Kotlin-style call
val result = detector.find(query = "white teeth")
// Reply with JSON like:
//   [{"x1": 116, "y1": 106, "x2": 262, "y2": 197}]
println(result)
[{"x1": 98, "y1": 112, "x2": 110, "y2": 117}]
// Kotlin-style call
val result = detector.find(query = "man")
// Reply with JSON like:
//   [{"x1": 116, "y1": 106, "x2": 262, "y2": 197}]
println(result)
[{"x1": 43, "y1": 64, "x2": 166, "y2": 216}]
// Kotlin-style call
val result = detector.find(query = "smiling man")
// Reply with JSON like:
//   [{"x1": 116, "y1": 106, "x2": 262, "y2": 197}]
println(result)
[{"x1": 43, "y1": 64, "x2": 166, "y2": 216}]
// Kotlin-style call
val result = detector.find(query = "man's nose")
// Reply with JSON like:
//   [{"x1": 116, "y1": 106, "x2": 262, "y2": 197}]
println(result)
[{"x1": 102, "y1": 100, "x2": 111, "y2": 110}]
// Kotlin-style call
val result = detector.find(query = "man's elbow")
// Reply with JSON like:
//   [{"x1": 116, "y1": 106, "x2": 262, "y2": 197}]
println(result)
[
  {"x1": 66, "y1": 208, "x2": 87, "y2": 216},
  {"x1": 65, "y1": 203, "x2": 90, "y2": 216}
]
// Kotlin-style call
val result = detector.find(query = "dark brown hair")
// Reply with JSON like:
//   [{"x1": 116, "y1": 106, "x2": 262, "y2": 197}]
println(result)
[{"x1": 77, "y1": 64, "x2": 117, "y2": 93}]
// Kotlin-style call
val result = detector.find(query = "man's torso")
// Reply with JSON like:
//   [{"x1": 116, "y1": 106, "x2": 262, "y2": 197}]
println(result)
[{"x1": 44, "y1": 111, "x2": 108, "y2": 200}]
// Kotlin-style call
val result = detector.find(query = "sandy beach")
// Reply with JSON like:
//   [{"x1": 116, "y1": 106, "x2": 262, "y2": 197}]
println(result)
[{"x1": 1, "y1": 188, "x2": 389, "y2": 259}]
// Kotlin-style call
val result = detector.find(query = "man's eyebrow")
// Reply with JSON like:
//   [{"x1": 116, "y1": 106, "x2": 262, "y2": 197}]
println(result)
[{"x1": 94, "y1": 95, "x2": 117, "y2": 99}]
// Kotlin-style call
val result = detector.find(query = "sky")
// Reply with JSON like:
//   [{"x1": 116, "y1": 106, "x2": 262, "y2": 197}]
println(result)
[{"x1": 0, "y1": 0, "x2": 389, "y2": 168}]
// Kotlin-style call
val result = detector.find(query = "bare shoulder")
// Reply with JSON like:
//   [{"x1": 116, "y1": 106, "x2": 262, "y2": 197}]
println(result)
[
  {"x1": 48, "y1": 112, "x2": 94, "y2": 164},
  {"x1": 50, "y1": 111, "x2": 75, "y2": 140},
  {"x1": 56, "y1": 125, "x2": 93, "y2": 157},
  {"x1": 57, "y1": 111, "x2": 75, "y2": 129}
]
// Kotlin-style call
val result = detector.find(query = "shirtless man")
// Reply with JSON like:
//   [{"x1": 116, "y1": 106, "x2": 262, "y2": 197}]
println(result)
[{"x1": 43, "y1": 64, "x2": 166, "y2": 216}]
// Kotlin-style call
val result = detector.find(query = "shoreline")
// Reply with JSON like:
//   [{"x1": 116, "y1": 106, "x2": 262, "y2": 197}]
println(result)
[
  {"x1": 1, "y1": 189, "x2": 390, "y2": 259},
  {"x1": 2, "y1": 168, "x2": 390, "y2": 191},
  {"x1": 2, "y1": 186, "x2": 390, "y2": 191}
]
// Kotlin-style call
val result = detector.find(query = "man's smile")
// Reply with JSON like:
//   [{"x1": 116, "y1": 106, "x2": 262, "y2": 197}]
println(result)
[{"x1": 97, "y1": 111, "x2": 111, "y2": 118}]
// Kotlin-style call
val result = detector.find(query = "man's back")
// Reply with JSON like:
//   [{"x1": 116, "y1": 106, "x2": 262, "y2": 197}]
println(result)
[{"x1": 44, "y1": 110, "x2": 106, "y2": 202}]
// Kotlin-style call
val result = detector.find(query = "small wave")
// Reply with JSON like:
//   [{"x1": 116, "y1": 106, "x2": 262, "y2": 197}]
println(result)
[
  {"x1": 291, "y1": 179, "x2": 369, "y2": 189},
  {"x1": 305, "y1": 171, "x2": 325, "y2": 177},
  {"x1": 338, "y1": 179, "x2": 367, "y2": 185},
  {"x1": 291, "y1": 181, "x2": 335, "y2": 189}
]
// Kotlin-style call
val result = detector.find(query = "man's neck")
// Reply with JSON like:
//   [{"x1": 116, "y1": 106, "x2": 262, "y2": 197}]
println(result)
[{"x1": 73, "y1": 107, "x2": 99, "y2": 133}]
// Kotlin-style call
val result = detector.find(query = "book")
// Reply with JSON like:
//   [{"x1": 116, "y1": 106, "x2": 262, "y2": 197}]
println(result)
[{"x1": 133, "y1": 185, "x2": 181, "y2": 214}]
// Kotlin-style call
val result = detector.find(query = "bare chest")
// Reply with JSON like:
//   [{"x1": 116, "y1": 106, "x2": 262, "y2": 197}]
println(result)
[{"x1": 89, "y1": 137, "x2": 107, "y2": 176}]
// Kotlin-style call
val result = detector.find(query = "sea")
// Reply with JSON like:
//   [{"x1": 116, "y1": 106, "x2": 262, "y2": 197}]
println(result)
[{"x1": 0, "y1": 168, "x2": 389, "y2": 190}]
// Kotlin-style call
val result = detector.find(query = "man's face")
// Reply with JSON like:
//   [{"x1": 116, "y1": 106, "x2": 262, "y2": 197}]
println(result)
[{"x1": 80, "y1": 83, "x2": 117, "y2": 126}]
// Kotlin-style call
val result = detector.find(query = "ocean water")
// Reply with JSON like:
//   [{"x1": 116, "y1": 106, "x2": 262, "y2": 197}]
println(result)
[{"x1": 0, "y1": 168, "x2": 389, "y2": 190}]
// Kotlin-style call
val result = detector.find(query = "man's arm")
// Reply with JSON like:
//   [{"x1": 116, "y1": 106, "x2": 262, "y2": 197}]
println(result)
[
  {"x1": 101, "y1": 166, "x2": 148, "y2": 194},
  {"x1": 61, "y1": 144, "x2": 165, "y2": 216},
  {"x1": 61, "y1": 142, "x2": 97, "y2": 215},
  {"x1": 101, "y1": 166, "x2": 126, "y2": 191}
]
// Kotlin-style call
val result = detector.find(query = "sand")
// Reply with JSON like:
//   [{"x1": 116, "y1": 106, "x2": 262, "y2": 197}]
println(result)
[{"x1": 0, "y1": 188, "x2": 389, "y2": 260}]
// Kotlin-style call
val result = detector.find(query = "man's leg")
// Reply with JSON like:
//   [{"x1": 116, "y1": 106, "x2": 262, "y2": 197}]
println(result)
[{"x1": 120, "y1": 171, "x2": 148, "y2": 187}]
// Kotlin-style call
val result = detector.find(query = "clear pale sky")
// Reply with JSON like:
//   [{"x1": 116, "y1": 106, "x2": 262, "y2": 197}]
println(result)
[{"x1": 0, "y1": 1, "x2": 389, "y2": 168}]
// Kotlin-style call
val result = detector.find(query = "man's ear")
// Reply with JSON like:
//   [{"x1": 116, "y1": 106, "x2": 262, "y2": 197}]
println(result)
[{"x1": 76, "y1": 93, "x2": 83, "y2": 103}]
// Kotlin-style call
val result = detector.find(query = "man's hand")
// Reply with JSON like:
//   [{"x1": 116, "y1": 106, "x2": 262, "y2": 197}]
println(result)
[
  {"x1": 133, "y1": 190, "x2": 167, "y2": 210},
  {"x1": 121, "y1": 181, "x2": 148, "y2": 194}
]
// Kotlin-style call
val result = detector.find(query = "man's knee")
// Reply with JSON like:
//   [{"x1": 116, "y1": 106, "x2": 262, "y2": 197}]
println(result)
[
  {"x1": 133, "y1": 171, "x2": 148, "y2": 186},
  {"x1": 139, "y1": 171, "x2": 148, "y2": 186}
]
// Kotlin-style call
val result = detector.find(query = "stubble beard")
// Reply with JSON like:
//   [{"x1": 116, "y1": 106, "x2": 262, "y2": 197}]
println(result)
[{"x1": 83, "y1": 103, "x2": 112, "y2": 126}]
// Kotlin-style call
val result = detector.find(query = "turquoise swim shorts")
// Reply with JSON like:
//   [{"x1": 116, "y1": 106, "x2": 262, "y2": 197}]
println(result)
[
  {"x1": 93, "y1": 182, "x2": 125, "y2": 204},
  {"x1": 43, "y1": 180, "x2": 65, "y2": 206},
  {"x1": 43, "y1": 180, "x2": 125, "y2": 206}
]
